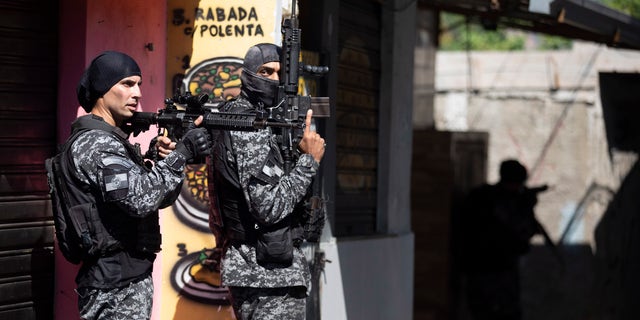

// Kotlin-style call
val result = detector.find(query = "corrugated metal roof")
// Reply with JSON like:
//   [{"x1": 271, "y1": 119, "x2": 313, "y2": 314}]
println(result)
[{"x1": 420, "y1": 0, "x2": 640, "y2": 50}]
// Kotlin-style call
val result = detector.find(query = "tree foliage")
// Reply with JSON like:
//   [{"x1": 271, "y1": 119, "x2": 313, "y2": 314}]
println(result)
[
  {"x1": 438, "y1": 0, "x2": 640, "y2": 51},
  {"x1": 438, "y1": 13, "x2": 569, "y2": 51},
  {"x1": 601, "y1": 0, "x2": 640, "y2": 18},
  {"x1": 439, "y1": 13, "x2": 526, "y2": 51},
  {"x1": 539, "y1": 35, "x2": 573, "y2": 50}
]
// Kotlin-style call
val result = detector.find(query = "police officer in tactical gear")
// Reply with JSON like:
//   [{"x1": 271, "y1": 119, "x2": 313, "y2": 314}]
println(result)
[
  {"x1": 210, "y1": 43, "x2": 326, "y2": 319},
  {"x1": 460, "y1": 159, "x2": 542, "y2": 320},
  {"x1": 69, "y1": 51, "x2": 210, "y2": 319}
]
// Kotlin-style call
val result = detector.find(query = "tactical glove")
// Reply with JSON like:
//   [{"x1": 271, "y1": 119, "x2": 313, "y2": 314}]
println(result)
[{"x1": 174, "y1": 128, "x2": 211, "y2": 160}]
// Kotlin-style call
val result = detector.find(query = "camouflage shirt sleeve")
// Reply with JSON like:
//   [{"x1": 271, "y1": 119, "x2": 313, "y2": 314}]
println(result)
[
  {"x1": 71, "y1": 130, "x2": 186, "y2": 218},
  {"x1": 230, "y1": 129, "x2": 319, "y2": 226}
]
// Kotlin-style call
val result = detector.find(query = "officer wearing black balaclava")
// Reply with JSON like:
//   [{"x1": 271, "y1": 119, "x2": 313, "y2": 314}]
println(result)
[
  {"x1": 239, "y1": 43, "x2": 282, "y2": 108},
  {"x1": 58, "y1": 51, "x2": 211, "y2": 319},
  {"x1": 210, "y1": 43, "x2": 326, "y2": 319}
]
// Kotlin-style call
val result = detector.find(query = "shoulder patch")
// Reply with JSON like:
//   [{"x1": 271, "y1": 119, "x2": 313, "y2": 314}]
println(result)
[
  {"x1": 105, "y1": 172, "x2": 129, "y2": 192},
  {"x1": 101, "y1": 156, "x2": 133, "y2": 201}
]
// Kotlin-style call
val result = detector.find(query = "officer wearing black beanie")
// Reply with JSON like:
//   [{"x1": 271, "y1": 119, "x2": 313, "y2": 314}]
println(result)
[
  {"x1": 55, "y1": 51, "x2": 211, "y2": 319},
  {"x1": 76, "y1": 51, "x2": 142, "y2": 113}
]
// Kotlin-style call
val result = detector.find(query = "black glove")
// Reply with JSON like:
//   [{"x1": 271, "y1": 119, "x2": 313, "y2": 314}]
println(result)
[{"x1": 174, "y1": 128, "x2": 211, "y2": 160}]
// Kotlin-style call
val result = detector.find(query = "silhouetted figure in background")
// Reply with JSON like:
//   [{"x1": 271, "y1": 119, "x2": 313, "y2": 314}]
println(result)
[{"x1": 461, "y1": 159, "x2": 543, "y2": 320}]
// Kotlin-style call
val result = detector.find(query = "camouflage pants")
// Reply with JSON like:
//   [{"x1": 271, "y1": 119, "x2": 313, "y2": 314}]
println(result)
[
  {"x1": 77, "y1": 275, "x2": 153, "y2": 320},
  {"x1": 229, "y1": 286, "x2": 307, "y2": 320}
]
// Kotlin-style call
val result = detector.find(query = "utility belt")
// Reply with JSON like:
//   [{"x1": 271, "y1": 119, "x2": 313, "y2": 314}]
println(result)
[
  {"x1": 226, "y1": 219, "x2": 303, "y2": 267},
  {"x1": 229, "y1": 237, "x2": 303, "y2": 249},
  {"x1": 82, "y1": 224, "x2": 160, "y2": 261},
  {"x1": 84, "y1": 245, "x2": 157, "y2": 263}
]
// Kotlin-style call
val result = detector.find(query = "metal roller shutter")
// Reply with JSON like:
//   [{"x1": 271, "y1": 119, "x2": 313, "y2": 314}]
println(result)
[
  {"x1": 335, "y1": 0, "x2": 380, "y2": 236},
  {"x1": 0, "y1": 0, "x2": 58, "y2": 319}
]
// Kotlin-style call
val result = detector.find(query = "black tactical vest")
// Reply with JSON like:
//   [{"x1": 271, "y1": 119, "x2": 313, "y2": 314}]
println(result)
[
  {"x1": 64, "y1": 115, "x2": 161, "y2": 258},
  {"x1": 210, "y1": 99, "x2": 305, "y2": 264}
]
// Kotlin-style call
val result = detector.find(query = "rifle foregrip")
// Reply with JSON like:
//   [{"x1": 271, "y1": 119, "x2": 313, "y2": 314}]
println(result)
[{"x1": 204, "y1": 112, "x2": 264, "y2": 131}]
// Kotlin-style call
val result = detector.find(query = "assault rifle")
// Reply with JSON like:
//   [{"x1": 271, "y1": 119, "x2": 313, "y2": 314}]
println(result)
[
  {"x1": 278, "y1": 7, "x2": 331, "y2": 317},
  {"x1": 526, "y1": 184, "x2": 549, "y2": 196},
  {"x1": 276, "y1": 0, "x2": 330, "y2": 173},
  {"x1": 525, "y1": 184, "x2": 566, "y2": 270},
  {"x1": 124, "y1": 91, "x2": 329, "y2": 142}
]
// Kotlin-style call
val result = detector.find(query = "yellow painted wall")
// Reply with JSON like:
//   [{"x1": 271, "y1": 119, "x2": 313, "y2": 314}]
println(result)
[{"x1": 160, "y1": 1, "x2": 281, "y2": 319}]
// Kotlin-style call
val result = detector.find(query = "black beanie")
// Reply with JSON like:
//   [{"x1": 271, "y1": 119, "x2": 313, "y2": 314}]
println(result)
[{"x1": 76, "y1": 51, "x2": 141, "y2": 112}]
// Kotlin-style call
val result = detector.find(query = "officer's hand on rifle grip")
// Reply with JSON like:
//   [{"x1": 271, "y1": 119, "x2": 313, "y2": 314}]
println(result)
[
  {"x1": 174, "y1": 116, "x2": 211, "y2": 160},
  {"x1": 155, "y1": 136, "x2": 174, "y2": 159},
  {"x1": 156, "y1": 115, "x2": 205, "y2": 159},
  {"x1": 298, "y1": 109, "x2": 325, "y2": 164}
]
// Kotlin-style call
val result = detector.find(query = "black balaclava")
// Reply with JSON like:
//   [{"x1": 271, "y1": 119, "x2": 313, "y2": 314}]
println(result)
[
  {"x1": 240, "y1": 43, "x2": 282, "y2": 108},
  {"x1": 76, "y1": 51, "x2": 142, "y2": 112}
]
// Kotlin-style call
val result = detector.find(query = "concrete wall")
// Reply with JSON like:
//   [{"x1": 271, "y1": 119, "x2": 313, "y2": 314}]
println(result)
[
  {"x1": 56, "y1": 1, "x2": 167, "y2": 319},
  {"x1": 344, "y1": 235, "x2": 415, "y2": 320},
  {"x1": 320, "y1": 234, "x2": 415, "y2": 320},
  {"x1": 413, "y1": 9, "x2": 438, "y2": 130},
  {"x1": 431, "y1": 42, "x2": 640, "y2": 244},
  {"x1": 426, "y1": 42, "x2": 640, "y2": 319}
]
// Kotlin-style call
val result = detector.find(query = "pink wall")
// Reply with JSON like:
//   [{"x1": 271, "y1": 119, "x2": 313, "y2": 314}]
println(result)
[
  {"x1": 55, "y1": 1, "x2": 168, "y2": 319},
  {"x1": 56, "y1": 0, "x2": 87, "y2": 144}
]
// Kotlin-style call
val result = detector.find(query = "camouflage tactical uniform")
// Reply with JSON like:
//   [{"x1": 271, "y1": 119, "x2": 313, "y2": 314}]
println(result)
[
  {"x1": 69, "y1": 115, "x2": 187, "y2": 319},
  {"x1": 77, "y1": 275, "x2": 154, "y2": 320},
  {"x1": 216, "y1": 97, "x2": 317, "y2": 319}
]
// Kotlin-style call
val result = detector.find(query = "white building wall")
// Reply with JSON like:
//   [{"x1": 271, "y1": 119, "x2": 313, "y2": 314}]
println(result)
[
  {"x1": 431, "y1": 42, "x2": 640, "y2": 246},
  {"x1": 423, "y1": 41, "x2": 640, "y2": 318}
]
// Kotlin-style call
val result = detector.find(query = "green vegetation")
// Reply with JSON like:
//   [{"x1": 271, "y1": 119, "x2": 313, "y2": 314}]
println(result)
[
  {"x1": 538, "y1": 35, "x2": 573, "y2": 50},
  {"x1": 439, "y1": 0, "x2": 640, "y2": 51},
  {"x1": 438, "y1": 14, "x2": 525, "y2": 51},
  {"x1": 600, "y1": 0, "x2": 640, "y2": 18},
  {"x1": 438, "y1": 13, "x2": 569, "y2": 51}
]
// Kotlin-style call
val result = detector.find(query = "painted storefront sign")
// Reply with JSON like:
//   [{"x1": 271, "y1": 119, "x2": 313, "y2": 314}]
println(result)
[{"x1": 160, "y1": 1, "x2": 281, "y2": 319}]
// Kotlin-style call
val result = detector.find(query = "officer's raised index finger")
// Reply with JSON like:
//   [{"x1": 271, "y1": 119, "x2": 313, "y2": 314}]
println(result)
[
  {"x1": 194, "y1": 115, "x2": 204, "y2": 126},
  {"x1": 305, "y1": 109, "x2": 313, "y2": 132}
]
